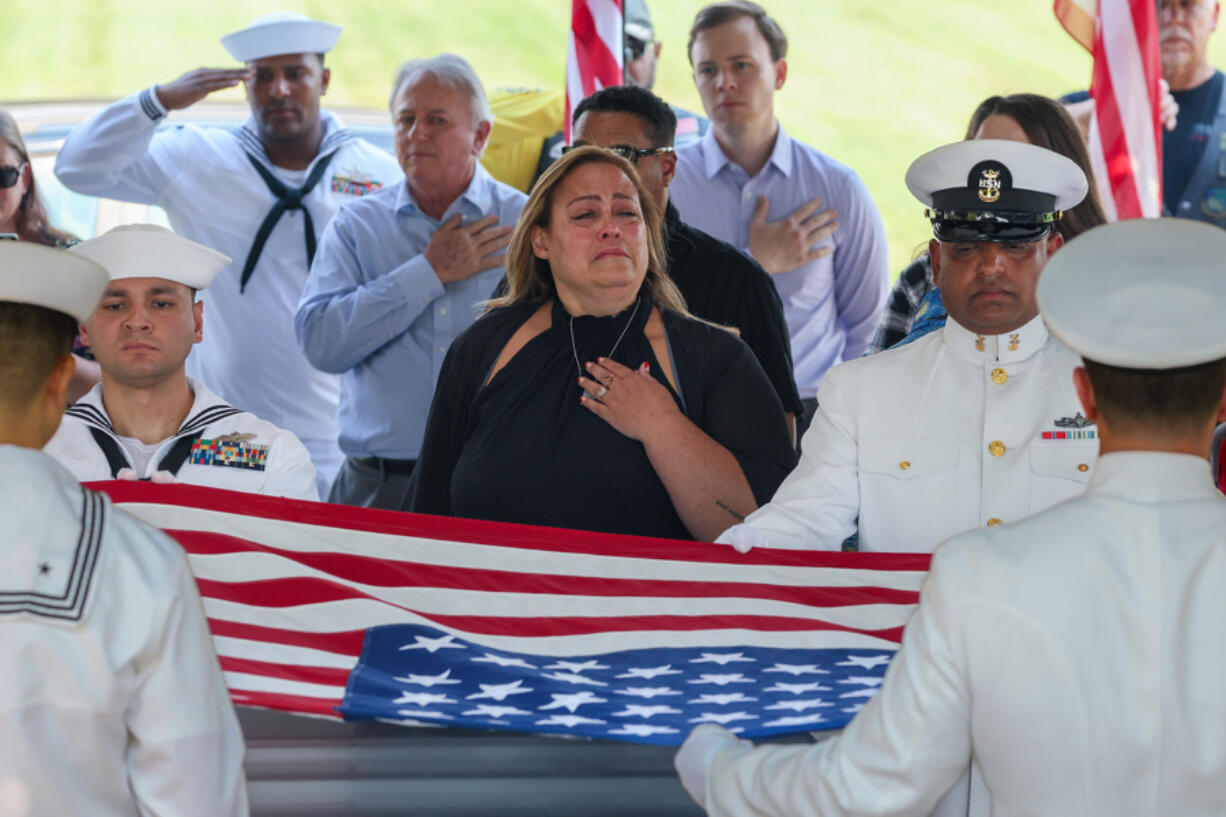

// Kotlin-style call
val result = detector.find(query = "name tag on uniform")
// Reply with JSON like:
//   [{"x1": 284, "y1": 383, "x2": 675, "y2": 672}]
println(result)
[{"x1": 189, "y1": 437, "x2": 269, "y2": 471}]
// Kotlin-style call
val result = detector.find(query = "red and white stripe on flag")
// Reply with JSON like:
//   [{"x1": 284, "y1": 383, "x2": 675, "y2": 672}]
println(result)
[
  {"x1": 565, "y1": 0, "x2": 624, "y2": 143},
  {"x1": 92, "y1": 481, "x2": 927, "y2": 723},
  {"x1": 1055, "y1": 0, "x2": 1163, "y2": 219}
]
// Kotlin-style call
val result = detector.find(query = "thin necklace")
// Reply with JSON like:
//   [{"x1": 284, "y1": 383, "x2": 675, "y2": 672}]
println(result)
[{"x1": 569, "y1": 296, "x2": 642, "y2": 377}]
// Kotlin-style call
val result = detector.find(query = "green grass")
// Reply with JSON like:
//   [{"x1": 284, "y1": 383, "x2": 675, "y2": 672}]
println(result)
[{"x1": 6, "y1": 1, "x2": 1222, "y2": 275}]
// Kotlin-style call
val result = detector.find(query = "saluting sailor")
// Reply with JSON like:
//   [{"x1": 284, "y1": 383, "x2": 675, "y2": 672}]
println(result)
[
  {"x1": 717, "y1": 140, "x2": 1098, "y2": 553},
  {"x1": 54, "y1": 12, "x2": 401, "y2": 497},
  {"x1": 677, "y1": 217, "x2": 1226, "y2": 817},
  {"x1": 0, "y1": 242, "x2": 248, "y2": 816},
  {"x1": 45, "y1": 224, "x2": 319, "y2": 500}
]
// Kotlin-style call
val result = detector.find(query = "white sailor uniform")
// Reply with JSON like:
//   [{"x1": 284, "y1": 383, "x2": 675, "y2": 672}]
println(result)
[
  {"x1": 721, "y1": 313, "x2": 1098, "y2": 552},
  {"x1": 54, "y1": 89, "x2": 401, "y2": 495},
  {"x1": 44, "y1": 377, "x2": 319, "y2": 500},
  {"x1": 697, "y1": 452, "x2": 1226, "y2": 817},
  {"x1": 0, "y1": 445, "x2": 248, "y2": 816}
]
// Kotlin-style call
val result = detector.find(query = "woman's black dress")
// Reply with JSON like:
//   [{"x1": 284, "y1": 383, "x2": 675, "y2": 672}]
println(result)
[{"x1": 407, "y1": 296, "x2": 796, "y2": 540}]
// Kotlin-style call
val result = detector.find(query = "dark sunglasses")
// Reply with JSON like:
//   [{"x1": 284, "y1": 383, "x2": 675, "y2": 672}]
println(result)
[
  {"x1": 0, "y1": 163, "x2": 25, "y2": 189},
  {"x1": 562, "y1": 144, "x2": 674, "y2": 166},
  {"x1": 624, "y1": 37, "x2": 650, "y2": 62}
]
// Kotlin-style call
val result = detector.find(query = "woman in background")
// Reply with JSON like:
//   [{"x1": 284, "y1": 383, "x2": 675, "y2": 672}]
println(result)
[{"x1": 0, "y1": 110, "x2": 100, "y2": 399}]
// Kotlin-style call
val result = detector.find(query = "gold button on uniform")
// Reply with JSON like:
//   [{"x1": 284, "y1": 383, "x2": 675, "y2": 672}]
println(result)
[
  {"x1": 991, "y1": 367, "x2": 1008, "y2": 384},
  {"x1": 988, "y1": 440, "x2": 1006, "y2": 457},
  {"x1": 899, "y1": 460, "x2": 911, "y2": 471},
  {"x1": 986, "y1": 518, "x2": 1002, "y2": 527},
  {"x1": 1078, "y1": 463, "x2": 1089, "y2": 472}
]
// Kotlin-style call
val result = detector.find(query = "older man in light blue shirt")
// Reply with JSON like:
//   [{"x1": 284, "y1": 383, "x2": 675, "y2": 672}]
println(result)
[
  {"x1": 670, "y1": 2, "x2": 888, "y2": 430},
  {"x1": 296, "y1": 54, "x2": 526, "y2": 509}
]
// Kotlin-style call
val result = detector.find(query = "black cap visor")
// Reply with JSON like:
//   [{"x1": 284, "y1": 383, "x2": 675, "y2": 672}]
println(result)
[{"x1": 927, "y1": 208, "x2": 1059, "y2": 243}]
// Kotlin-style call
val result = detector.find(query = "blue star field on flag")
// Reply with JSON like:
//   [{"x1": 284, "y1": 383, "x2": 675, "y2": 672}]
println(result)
[{"x1": 339, "y1": 624, "x2": 894, "y2": 745}]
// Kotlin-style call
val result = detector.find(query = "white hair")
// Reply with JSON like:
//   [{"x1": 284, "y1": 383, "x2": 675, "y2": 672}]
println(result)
[{"x1": 389, "y1": 54, "x2": 494, "y2": 130}]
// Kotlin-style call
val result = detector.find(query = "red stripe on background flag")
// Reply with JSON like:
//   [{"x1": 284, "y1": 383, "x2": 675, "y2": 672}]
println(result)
[
  {"x1": 1056, "y1": 0, "x2": 1162, "y2": 219},
  {"x1": 93, "y1": 481, "x2": 928, "y2": 726},
  {"x1": 565, "y1": 0, "x2": 624, "y2": 142}
]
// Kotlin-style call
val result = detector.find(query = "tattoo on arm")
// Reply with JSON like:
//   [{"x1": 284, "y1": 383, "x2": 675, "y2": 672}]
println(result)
[{"x1": 715, "y1": 500, "x2": 745, "y2": 522}]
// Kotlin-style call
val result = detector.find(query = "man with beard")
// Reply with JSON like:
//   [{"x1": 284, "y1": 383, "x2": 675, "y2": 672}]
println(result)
[{"x1": 55, "y1": 12, "x2": 401, "y2": 497}]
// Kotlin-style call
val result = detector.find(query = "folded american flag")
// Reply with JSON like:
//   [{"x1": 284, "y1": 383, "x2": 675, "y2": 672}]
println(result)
[{"x1": 94, "y1": 482, "x2": 929, "y2": 746}]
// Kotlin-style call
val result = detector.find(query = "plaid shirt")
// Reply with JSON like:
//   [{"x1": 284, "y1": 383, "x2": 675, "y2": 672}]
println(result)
[{"x1": 867, "y1": 253, "x2": 934, "y2": 354}]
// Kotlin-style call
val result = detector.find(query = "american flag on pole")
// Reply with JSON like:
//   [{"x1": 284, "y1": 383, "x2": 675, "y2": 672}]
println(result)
[
  {"x1": 1055, "y1": 0, "x2": 1163, "y2": 219},
  {"x1": 94, "y1": 482, "x2": 928, "y2": 746},
  {"x1": 565, "y1": 0, "x2": 625, "y2": 143}
]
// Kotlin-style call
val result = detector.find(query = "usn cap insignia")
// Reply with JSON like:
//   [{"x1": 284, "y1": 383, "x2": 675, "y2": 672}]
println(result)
[
  {"x1": 973, "y1": 160, "x2": 1008, "y2": 204},
  {"x1": 189, "y1": 437, "x2": 270, "y2": 471}
]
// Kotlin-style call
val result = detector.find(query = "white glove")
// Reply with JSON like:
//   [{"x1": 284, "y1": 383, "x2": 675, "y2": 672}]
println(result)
[
  {"x1": 714, "y1": 523, "x2": 768, "y2": 555},
  {"x1": 675, "y1": 723, "x2": 752, "y2": 808}
]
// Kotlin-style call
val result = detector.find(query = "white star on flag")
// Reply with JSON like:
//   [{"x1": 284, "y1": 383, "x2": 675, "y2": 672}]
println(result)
[
  {"x1": 690, "y1": 652, "x2": 755, "y2": 665},
  {"x1": 541, "y1": 671, "x2": 608, "y2": 687},
  {"x1": 615, "y1": 665, "x2": 681, "y2": 679},
  {"x1": 839, "y1": 688, "x2": 880, "y2": 699},
  {"x1": 612, "y1": 704, "x2": 682, "y2": 719},
  {"x1": 765, "y1": 681, "x2": 833, "y2": 695},
  {"x1": 842, "y1": 704, "x2": 865, "y2": 714},
  {"x1": 614, "y1": 687, "x2": 682, "y2": 699},
  {"x1": 395, "y1": 709, "x2": 454, "y2": 720},
  {"x1": 609, "y1": 724, "x2": 680, "y2": 737},
  {"x1": 536, "y1": 714, "x2": 606, "y2": 728},
  {"x1": 463, "y1": 704, "x2": 533, "y2": 719},
  {"x1": 466, "y1": 680, "x2": 533, "y2": 701},
  {"x1": 836, "y1": 655, "x2": 892, "y2": 670},
  {"x1": 688, "y1": 673, "x2": 753, "y2": 686},
  {"x1": 688, "y1": 711, "x2": 757, "y2": 725},
  {"x1": 763, "y1": 714, "x2": 827, "y2": 728},
  {"x1": 392, "y1": 691, "x2": 457, "y2": 707},
  {"x1": 689, "y1": 693, "x2": 758, "y2": 706},
  {"x1": 539, "y1": 691, "x2": 607, "y2": 713},
  {"x1": 393, "y1": 669, "x2": 461, "y2": 687},
  {"x1": 544, "y1": 660, "x2": 610, "y2": 673},
  {"x1": 764, "y1": 698, "x2": 834, "y2": 713},
  {"x1": 471, "y1": 653, "x2": 536, "y2": 670},
  {"x1": 839, "y1": 676, "x2": 885, "y2": 687},
  {"x1": 763, "y1": 663, "x2": 829, "y2": 676},
  {"x1": 398, "y1": 634, "x2": 465, "y2": 654}
]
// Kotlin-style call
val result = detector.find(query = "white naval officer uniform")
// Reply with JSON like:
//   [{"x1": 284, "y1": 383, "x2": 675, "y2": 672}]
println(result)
[
  {"x1": 720, "y1": 312, "x2": 1098, "y2": 552},
  {"x1": 45, "y1": 377, "x2": 319, "y2": 500},
  {"x1": 54, "y1": 89, "x2": 401, "y2": 495},
  {"x1": 694, "y1": 451, "x2": 1226, "y2": 817},
  {"x1": 0, "y1": 445, "x2": 248, "y2": 816}
]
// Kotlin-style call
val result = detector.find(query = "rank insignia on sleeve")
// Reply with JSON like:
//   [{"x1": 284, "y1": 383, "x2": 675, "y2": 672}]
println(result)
[
  {"x1": 331, "y1": 172, "x2": 383, "y2": 197},
  {"x1": 189, "y1": 438, "x2": 269, "y2": 471}
]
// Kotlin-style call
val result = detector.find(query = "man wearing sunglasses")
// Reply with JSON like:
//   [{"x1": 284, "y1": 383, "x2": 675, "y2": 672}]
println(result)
[
  {"x1": 54, "y1": 13, "x2": 401, "y2": 499},
  {"x1": 570, "y1": 85, "x2": 802, "y2": 441},
  {"x1": 622, "y1": 0, "x2": 710, "y2": 149}
]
